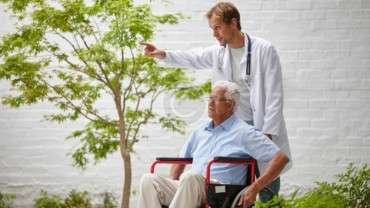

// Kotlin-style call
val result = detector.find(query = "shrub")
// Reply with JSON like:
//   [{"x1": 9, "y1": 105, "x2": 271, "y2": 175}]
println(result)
[
  {"x1": 254, "y1": 194, "x2": 293, "y2": 208},
  {"x1": 291, "y1": 183, "x2": 346, "y2": 208},
  {"x1": 255, "y1": 163, "x2": 369, "y2": 208},
  {"x1": 34, "y1": 191, "x2": 64, "y2": 208},
  {"x1": 64, "y1": 190, "x2": 92, "y2": 208},
  {"x1": 330, "y1": 163, "x2": 369, "y2": 208},
  {"x1": 0, "y1": 192, "x2": 15, "y2": 208},
  {"x1": 101, "y1": 192, "x2": 117, "y2": 208},
  {"x1": 34, "y1": 190, "x2": 117, "y2": 208}
]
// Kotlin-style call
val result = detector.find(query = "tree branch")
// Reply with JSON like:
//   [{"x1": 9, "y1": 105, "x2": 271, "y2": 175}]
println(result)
[
  {"x1": 77, "y1": 31, "x2": 114, "y2": 89},
  {"x1": 128, "y1": 88, "x2": 162, "y2": 148},
  {"x1": 53, "y1": 31, "x2": 115, "y2": 93},
  {"x1": 43, "y1": 79, "x2": 113, "y2": 125}
]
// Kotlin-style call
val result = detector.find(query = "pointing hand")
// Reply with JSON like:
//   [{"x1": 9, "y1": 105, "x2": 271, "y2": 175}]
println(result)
[{"x1": 140, "y1": 42, "x2": 166, "y2": 59}]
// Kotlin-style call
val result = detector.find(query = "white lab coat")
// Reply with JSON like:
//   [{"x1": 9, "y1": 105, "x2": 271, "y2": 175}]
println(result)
[{"x1": 163, "y1": 35, "x2": 292, "y2": 173}]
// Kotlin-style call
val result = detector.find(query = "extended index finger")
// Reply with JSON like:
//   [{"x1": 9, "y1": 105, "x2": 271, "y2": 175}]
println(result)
[
  {"x1": 140, "y1": 42, "x2": 154, "y2": 49},
  {"x1": 139, "y1": 42, "x2": 149, "y2": 46}
]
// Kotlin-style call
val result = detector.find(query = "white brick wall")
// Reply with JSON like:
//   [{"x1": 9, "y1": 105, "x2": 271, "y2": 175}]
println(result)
[{"x1": 1, "y1": 0, "x2": 370, "y2": 207}]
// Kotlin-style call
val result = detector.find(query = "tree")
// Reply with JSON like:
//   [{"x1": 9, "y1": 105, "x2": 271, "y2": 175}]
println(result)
[{"x1": 0, "y1": 0, "x2": 210, "y2": 207}]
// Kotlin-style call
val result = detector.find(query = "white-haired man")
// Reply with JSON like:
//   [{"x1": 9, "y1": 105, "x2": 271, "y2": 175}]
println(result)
[{"x1": 138, "y1": 81, "x2": 289, "y2": 208}]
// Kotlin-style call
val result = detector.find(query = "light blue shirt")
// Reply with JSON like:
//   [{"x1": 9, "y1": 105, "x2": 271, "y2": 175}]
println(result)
[{"x1": 180, "y1": 114, "x2": 280, "y2": 185}]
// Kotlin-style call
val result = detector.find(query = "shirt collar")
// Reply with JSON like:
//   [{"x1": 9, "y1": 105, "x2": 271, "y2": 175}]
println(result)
[{"x1": 205, "y1": 114, "x2": 237, "y2": 131}]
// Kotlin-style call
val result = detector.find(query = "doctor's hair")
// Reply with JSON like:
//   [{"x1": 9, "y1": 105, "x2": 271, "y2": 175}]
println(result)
[
  {"x1": 213, "y1": 81, "x2": 240, "y2": 111},
  {"x1": 206, "y1": 2, "x2": 241, "y2": 31}
]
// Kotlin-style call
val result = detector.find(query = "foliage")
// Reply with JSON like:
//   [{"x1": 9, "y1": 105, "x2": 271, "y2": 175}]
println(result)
[
  {"x1": 0, "y1": 192, "x2": 15, "y2": 208},
  {"x1": 101, "y1": 192, "x2": 117, "y2": 208},
  {"x1": 34, "y1": 191, "x2": 64, "y2": 208},
  {"x1": 34, "y1": 190, "x2": 117, "y2": 208},
  {"x1": 330, "y1": 163, "x2": 369, "y2": 208},
  {"x1": 64, "y1": 190, "x2": 92, "y2": 208},
  {"x1": 254, "y1": 194, "x2": 292, "y2": 208},
  {"x1": 255, "y1": 163, "x2": 370, "y2": 208}
]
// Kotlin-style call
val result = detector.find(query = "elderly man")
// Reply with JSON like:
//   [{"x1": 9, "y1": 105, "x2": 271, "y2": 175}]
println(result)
[{"x1": 138, "y1": 81, "x2": 289, "y2": 208}]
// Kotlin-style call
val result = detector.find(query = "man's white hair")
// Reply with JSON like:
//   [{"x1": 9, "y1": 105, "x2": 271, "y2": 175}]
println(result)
[{"x1": 213, "y1": 80, "x2": 240, "y2": 111}]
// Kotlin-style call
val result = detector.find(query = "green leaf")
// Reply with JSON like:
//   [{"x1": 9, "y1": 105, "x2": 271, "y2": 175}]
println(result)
[
  {"x1": 155, "y1": 13, "x2": 183, "y2": 24},
  {"x1": 175, "y1": 80, "x2": 211, "y2": 100},
  {"x1": 159, "y1": 115, "x2": 186, "y2": 135},
  {"x1": 67, "y1": 120, "x2": 119, "y2": 169}
]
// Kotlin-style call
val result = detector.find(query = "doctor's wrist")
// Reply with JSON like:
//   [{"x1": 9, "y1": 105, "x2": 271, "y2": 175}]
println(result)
[{"x1": 157, "y1": 50, "x2": 166, "y2": 59}]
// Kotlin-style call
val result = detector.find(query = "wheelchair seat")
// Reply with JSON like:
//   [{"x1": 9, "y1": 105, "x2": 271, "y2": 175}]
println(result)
[{"x1": 150, "y1": 156, "x2": 257, "y2": 208}]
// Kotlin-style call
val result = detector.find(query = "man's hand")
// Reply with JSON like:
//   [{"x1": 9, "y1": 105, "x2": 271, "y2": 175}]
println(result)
[
  {"x1": 238, "y1": 151, "x2": 288, "y2": 207},
  {"x1": 238, "y1": 183, "x2": 259, "y2": 207},
  {"x1": 140, "y1": 42, "x2": 166, "y2": 59},
  {"x1": 170, "y1": 164, "x2": 185, "y2": 180}
]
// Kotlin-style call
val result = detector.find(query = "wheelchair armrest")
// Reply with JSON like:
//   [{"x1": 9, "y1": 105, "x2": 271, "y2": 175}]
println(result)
[
  {"x1": 155, "y1": 157, "x2": 193, "y2": 162},
  {"x1": 213, "y1": 156, "x2": 254, "y2": 162},
  {"x1": 150, "y1": 157, "x2": 193, "y2": 173}
]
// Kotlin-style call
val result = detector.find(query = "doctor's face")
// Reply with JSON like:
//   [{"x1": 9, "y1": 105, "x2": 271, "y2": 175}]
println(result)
[
  {"x1": 208, "y1": 14, "x2": 237, "y2": 46},
  {"x1": 208, "y1": 86, "x2": 234, "y2": 123}
]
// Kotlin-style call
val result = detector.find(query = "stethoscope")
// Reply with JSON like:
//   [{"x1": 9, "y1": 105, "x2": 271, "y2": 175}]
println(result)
[
  {"x1": 218, "y1": 33, "x2": 252, "y2": 87},
  {"x1": 245, "y1": 33, "x2": 252, "y2": 86}
]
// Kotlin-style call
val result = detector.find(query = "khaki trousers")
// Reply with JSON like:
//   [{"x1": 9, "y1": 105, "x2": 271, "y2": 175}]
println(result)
[{"x1": 138, "y1": 171, "x2": 206, "y2": 208}]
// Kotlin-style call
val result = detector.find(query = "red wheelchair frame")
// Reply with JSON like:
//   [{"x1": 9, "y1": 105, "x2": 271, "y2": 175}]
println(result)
[{"x1": 150, "y1": 156, "x2": 257, "y2": 208}]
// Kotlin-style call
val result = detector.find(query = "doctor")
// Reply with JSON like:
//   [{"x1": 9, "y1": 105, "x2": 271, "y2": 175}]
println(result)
[{"x1": 141, "y1": 1, "x2": 291, "y2": 202}]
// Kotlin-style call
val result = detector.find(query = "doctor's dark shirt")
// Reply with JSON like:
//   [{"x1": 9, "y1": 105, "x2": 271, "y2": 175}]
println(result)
[{"x1": 179, "y1": 114, "x2": 280, "y2": 185}]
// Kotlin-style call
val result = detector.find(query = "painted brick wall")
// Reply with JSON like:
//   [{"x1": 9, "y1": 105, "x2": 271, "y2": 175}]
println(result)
[{"x1": 1, "y1": 0, "x2": 369, "y2": 207}]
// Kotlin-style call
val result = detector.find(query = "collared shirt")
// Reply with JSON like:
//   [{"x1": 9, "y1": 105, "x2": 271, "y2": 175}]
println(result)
[{"x1": 180, "y1": 114, "x2": 280, "y2": 185}]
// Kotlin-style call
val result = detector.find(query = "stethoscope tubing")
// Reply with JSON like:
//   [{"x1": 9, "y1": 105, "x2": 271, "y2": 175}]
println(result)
[{"x1": 217, "y1": 33, "x2": 252, "y2": 86}]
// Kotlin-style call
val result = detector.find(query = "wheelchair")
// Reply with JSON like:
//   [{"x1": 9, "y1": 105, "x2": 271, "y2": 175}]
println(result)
[{"x1": 150, "y1": 156, "x2": 258, "y2": 208}]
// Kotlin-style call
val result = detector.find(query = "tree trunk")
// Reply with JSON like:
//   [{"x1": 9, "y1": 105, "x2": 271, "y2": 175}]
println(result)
[
  {"x1": 121, "y1": 152, "x2": 132, "y2": 208},
  {"x1": 113, "y1": 87, "x2": 131, "y2": 208}
]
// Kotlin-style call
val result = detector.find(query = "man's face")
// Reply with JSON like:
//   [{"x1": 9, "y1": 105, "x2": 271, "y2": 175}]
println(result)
[
  {"x1": 208, "y1": 86, "x2": 234, "y2": 122},
  {"x1": 208, "y1": 14, "x2": 237, "y2": 46}
]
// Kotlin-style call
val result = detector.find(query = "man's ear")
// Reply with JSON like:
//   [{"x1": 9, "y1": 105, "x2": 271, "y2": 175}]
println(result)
[
  {"x1": 228, "y1": 100, "x2": 235, "y2": 113},
  {"x1": 231, "y1": 18, "x2": 238, "y2": 28}
]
